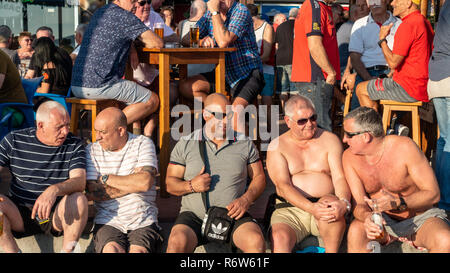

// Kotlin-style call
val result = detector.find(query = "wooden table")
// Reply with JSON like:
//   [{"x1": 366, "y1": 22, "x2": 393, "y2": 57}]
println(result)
[{"x1": 135, "y1": 47, "x2": 236, "y2": 197}]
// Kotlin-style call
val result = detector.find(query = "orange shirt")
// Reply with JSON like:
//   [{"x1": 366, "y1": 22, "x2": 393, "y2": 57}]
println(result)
[{"x1": 291, "y1": 0, "x2": 340, "y2": 82}]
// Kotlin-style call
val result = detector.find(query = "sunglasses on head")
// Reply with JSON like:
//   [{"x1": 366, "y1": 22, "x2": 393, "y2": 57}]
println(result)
[
  {"x1": 205, "y1": 109, "x2": 234, "y2": 120},
  {"x1": 137, "y1": 0, "x2": 151, "y2": 6},
  {"x1": 291, "y1": 114, "x2": 318, "y2": 126},
  {"x1": 344, "y1": 130, "x2": 370, "y2": 138}
]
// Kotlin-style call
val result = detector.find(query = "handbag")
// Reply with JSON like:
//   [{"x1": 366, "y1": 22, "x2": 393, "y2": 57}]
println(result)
[{"x1": 197, "y1": 136, "x2": 235, "y2": 243}]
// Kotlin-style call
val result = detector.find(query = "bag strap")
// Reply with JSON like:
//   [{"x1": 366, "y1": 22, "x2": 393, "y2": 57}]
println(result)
[{"x1": 198, "y1": 131, "x2": 209, "y2": 210}]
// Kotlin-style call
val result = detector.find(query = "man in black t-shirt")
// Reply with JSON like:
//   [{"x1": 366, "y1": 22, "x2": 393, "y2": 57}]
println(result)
[{"x1": 274, "y1": 7, "x2": 298, "y2": 109}]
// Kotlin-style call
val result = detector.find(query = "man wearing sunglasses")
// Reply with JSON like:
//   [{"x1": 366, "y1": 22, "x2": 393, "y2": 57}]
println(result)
[
  {"x1": 267, "y1": 95, "x2": 351, "y2": 253},
  {"x1": 343, "y1": 107, "x2": 450, "y2": 252},
  {"x1": 71, "y1": 0, "x2": 164, "y2": 138},
  {"x1": 166, "y1": 93, "x2": 266, "y2": 253}
]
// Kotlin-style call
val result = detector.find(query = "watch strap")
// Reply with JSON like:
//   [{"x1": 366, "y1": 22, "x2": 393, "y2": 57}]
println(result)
[{"x1": 378, "y1": 38, "x2": 387, "y2": 48}]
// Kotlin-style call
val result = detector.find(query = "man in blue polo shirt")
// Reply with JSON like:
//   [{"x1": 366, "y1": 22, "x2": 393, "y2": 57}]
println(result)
[
  {"x1": 0, "y1": 101, "x2": 87, "y2": 253},
  {"x1": 71, "y1": 0, "x2": 163, "y2": 137},
  {"x1": 178, "y1": 0, "x2": 264, "y2": 132}
]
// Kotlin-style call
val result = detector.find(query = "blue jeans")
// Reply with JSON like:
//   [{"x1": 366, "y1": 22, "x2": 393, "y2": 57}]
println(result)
[
  {"x1": 350, "y1": 68, "x2": 390, "y2": 110},
  {"x1": 433, "y1": 97, "x2": 450, "y2": 210},
  {"x1": 295, "y1": 80, "x2": 333, "y2": 131}
]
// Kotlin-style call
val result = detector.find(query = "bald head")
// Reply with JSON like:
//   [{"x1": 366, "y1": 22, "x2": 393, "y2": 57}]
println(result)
[
  {"x1": 204, "y1": 93, "x2": 230, "y2": 110},
  {"x1": 284, "y1": 95, "x2": 316, "y2": 117},
  {"x1": 96, "y1": 107, "x2": 128, "y2": 128}
]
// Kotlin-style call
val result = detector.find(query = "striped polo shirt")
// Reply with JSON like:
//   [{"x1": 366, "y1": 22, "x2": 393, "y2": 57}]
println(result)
[
  {"x1": 85, "y1": 133, "x2": 159, "y2": 233},
  {"x1": 0, "y1": 127, "x2": 86, "y2": 206}
]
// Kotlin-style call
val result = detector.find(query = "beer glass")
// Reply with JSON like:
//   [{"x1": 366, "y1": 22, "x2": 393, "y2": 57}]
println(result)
[
  {"x1": 154, "y1": 22, "x2": 164, "y2": 40},
  {"x1": 190, "y1": 25, "x2": 199, "y2": 48}
]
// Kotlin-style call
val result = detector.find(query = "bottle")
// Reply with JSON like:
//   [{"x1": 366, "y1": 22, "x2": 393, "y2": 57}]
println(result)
[
  {"x1": 0, "y1": 211, "x2": 3, "y2": 237},
  {"x1": 371, "y1": 199, "x2": 385, "y2": 240}
]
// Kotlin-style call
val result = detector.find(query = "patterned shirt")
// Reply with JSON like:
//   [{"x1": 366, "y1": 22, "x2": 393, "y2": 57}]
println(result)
[
  {"x1": 0, "y1": 128, "x2": 86, "y2": 206},
  {"x1": 196, "y1": 1, "x2": 262, "y2": 88},
  {"x1": 71, "y1": 3, "x2": 149, "y2": 88},
  {"x1": 86, "y1": 133, "x2": 159, "y2": 232}
]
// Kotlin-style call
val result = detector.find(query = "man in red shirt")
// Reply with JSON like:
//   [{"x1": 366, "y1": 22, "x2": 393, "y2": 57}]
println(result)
[
  {"x1": 291, "y1": 0, "x2": 340, "y2": 132},
  {"x1": 355, "y1": 0, "x2": 434, "y2": 111}
]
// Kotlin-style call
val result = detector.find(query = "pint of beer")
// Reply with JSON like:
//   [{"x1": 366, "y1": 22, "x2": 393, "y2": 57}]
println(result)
[
  {"x1": 154, "y1": 22, "x2": 164, "y2": 40},
  {"x1": 190, "y1": 26, "x2": 199, "y2": 48}
]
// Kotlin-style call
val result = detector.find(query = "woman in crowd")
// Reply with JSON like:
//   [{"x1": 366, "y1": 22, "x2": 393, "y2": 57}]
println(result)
[
  {"x1": 32, "y1": 37, "x2": 72, "y2": 95},
  {"x1": 160, "y1": 6, "x2": 177, "y2": 32},
  {"x1": 16, "y1": 31, "x2": 34, "y2": 77}
]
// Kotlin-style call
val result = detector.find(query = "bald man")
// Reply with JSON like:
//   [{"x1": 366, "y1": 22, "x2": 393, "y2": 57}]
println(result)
[
  {"x1": 0, "y1": 100, "x2": 87, "y2": 253},
  {"x1": 266, "y1": 95, "x2": 351, "y2": 253},
  {"x1": 85, "y1": 107, "x2": 162, "y2": 253},
  {"x1": 166, "y1": 93, "x2": 266, "y2": 253}
]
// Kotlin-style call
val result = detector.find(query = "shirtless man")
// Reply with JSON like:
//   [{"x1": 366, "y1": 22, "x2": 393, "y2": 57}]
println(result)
[
  {"x1": 266, "y1": 95, "x2": 351, "y2": 253},
  {"x1": 343, "y1": 107, "x2": 450, "y2": 253}
]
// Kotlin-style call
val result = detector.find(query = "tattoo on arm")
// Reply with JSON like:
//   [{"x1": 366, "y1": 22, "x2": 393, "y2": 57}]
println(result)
[
  {"x1": 86, "y1": 180, "x2": 125, "y2": 201},
  {"x1": 136, "y1": 166, "x2": 158, "y2": 177}
]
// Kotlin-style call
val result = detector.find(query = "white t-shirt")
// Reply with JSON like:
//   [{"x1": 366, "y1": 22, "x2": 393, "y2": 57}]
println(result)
[
  {"x1": 349, "y1": 12, "x2": 401, "y2": 68},
  {"x1": 86, "y1": 133, "x2": 159, "y2": 232}
]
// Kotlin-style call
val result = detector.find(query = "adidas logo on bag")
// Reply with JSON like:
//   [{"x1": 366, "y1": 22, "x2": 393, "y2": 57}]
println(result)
[{"x1": 207, "y1": 222, "x2": 228, "y2": 240}]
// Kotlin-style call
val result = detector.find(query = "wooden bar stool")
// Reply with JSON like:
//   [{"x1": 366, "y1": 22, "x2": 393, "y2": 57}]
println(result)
[
  {"x1": 380, "y1": 100, "x2": 423, "y2": 147},
  {"x1": 66, "y1": 97, "x2": 124, "y2": 143}
]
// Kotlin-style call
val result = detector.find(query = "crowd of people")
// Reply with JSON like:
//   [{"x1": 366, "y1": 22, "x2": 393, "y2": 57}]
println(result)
[{"x1": 0, "y1": 0, "x2": 449, "y2": 254}]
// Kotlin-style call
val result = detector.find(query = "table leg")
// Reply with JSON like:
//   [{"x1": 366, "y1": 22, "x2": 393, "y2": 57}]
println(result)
[
  {"x1": 159, "y1": 53, "x2": 170, "y2": 197},
  {"x1": 215, "y1": 52, "x2": 226, "y2": 95}
]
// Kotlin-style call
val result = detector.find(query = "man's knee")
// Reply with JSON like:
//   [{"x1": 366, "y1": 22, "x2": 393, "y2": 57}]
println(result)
[
  {"x1": 233, "y1": 222, "x2": 265, "y2": 252},
  {"x1": 271, "y1": 223, "x2": 296, "y2": 248},
  {"x1": 167, "y1": 225, "x2": 197, "y2": 252},
  {"x1": 355, "y1": 81, "x2": 368, "y2": 98},
  {"x1": 146, "y1": 92, "x2": 160, "y2": 112}
]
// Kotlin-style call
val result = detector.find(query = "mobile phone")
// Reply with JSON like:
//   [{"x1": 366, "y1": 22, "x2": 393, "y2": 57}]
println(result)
[{"x1": 35, "y1": 214, "x2": 49, "y2": 225}]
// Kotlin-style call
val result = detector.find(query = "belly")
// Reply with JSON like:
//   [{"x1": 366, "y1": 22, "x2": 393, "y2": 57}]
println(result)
[{"x1": 291, "y1": 171, "x2": 334, "y2": 198}]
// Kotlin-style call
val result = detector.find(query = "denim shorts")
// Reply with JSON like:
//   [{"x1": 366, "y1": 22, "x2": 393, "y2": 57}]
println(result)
[
  {"x1": 276, "y1": 65, "x2": 297, "y2": 94},
  {"x1": 71, "y1": 79, "x2": 152, "y2": 105},
  {"x1": 261, "y1": 73, "x2": 275, "y2": 96}
]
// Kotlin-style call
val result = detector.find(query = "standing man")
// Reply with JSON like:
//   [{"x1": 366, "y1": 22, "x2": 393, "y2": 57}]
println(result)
[
  {"x1": 291, "y1": 0, "x2": 340, "y2": 132},
  {"x1": 275, "y1": 7, "x2": 299, "y2": 109},
  {"x1": 0, "y1": 101, "x2": 88, "y2": 253},
  {"x1": 166, "y1": 93, "x2": 266, "y2": 253},
  {"x1": 343, "y1": 107, "x2": 450, "y2": 252},
  {"x1": 355, "y1": 0, "x2": 434, "y2": 111},
  {"x1": 178, "y1": 0, "x2": 264, "y2": 132},
  {"x1": 267, "y1": 95, "x2": 351, "y2": 253},
  {"x1": 85, "y1": 107, "x2": 162, "y2": 253},
  {"x1": 0, "y1": 25, "x2": 19, "y2": 67},
  {"x1": 427, "y1": 0, "x2": 450, "y2": 212},
  {"x1": 71, "y1": 0, "x2": 164, "y2": 138}
]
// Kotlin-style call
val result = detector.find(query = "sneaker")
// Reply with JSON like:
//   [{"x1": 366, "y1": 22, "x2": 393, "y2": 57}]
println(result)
[
  {"x1": 387, "y1": 128, "x2": 395, "y2": 135},
  {"x1": 396, "y1": 124, "x2": 410, "y2": 136}
]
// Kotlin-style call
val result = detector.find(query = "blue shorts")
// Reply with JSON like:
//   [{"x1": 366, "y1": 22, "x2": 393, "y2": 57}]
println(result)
[
  {"x1": 261, "y1": 73, "x2": 274, "y2": 96},
  {"x1": 71, "y1": 79, "x2": 152, "y2": 105}
]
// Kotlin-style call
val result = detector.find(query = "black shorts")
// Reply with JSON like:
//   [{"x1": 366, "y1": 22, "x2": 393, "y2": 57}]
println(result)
[
  {"x1": 11, "y1": 196, "x2": 63, "y2": 239},
  {"x1": 174, "y1": 210, "x2": 259, "y2": 249},
  {"x1": 93, "y1": 223, "x2": 164, "y2": 253},
  {"x1": 201, "y1": 69, "x2": 265, "y2": 103}
]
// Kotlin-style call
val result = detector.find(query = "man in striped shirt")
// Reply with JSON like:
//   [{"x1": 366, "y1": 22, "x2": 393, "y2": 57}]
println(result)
[
  {"x1": 85, "y1": 107, "x2": 162, "y2": 253},
  {"x1": 0, "y1": 101, "x2": 88, "y2": 253}
]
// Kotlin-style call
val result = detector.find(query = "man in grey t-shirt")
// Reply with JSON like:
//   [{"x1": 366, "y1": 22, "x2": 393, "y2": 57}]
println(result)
[{"x1": 166, "y1": 93, "x2": 266, "y2": 253}]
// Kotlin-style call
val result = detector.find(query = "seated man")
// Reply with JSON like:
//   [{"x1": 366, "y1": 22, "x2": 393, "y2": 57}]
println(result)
[
  {"x1": 179, "y1": 0, "x2": 264, "y2": 132},
  {"x1": 343, "y1": 107, "x2": 450, "y2": 252},
  {"x1": 0, "y1": 101, "x2": 88, "y2": 253},
  {"x1": 166, "y1": 93, "x2": 266, "y2": 253},
  {"x1": 85, "y1": 107, "x2": 162, "y2": 253},
  {"x1": 70, "y1": 0, "x2": 164, "y2": 138},
  {"x1": 355, "y1": 0, "x2": 434, "y2": 111},
  {"x1": 266, "y1": 95, "x2": 351, "y2": 253}
]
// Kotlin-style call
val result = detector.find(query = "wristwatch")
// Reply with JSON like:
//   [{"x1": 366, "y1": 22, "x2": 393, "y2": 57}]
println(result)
[
  {"x1": 340, "y1": 198, "x2": 351, "y2": 214},
  {"x1": 100, "y1": 174, "x2": 109, "y2": 185},
  {"x1": 211, "y1": 11, "x2": 219, "y2": 16},
  {"x1": 397, "y1": 196, "x2": 407, "y2": 211},
  {"x1": 378, "y1": 38, "x2": 387, "y2": 48}
]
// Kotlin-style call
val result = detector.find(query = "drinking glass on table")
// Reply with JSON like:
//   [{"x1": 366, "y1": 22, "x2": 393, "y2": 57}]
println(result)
[
  {"x1": 154, "y1": 22, "x2": 164, "y2": 40},
  {"x1": 189, "y1": 25, "x2": 199, "y2": 48}
]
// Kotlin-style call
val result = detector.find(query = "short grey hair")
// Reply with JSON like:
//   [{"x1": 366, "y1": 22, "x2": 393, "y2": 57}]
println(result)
[
  {"x1": 344, "y1": 107, "x2": 385, "y2": 137},
  {"x1": 36, "y1": 100, "x2": 68, "y2": 124},
  {"x1": 191, "y1": 0, "x2": 206, "y2": 17},
  {"x1": 289, "y1": 7, "x2": 299, "y2": 18},
  {"x1": 75, "y1": 23, "x2": 88, "y2": 36},
  {"x1": 284, "y1": 95, "x2": 316, "y2": 117}
]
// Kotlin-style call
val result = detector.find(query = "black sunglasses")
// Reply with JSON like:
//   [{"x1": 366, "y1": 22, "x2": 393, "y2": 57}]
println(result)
[
  {"x1": 344, "y1": 130, "x2": 370, "y2": 138},
  {"x1": 205, "y1": 109, "x2": 234, "y2": 120},
  {"x1": 137, "y1": 0, "x2": 151, "y2": 6},
  {"x1": 292, "y1": 114, "x2": 318, "y2": 126}
]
